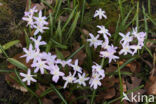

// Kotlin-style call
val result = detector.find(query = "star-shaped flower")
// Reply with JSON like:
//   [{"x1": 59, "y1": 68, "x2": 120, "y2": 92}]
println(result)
[
  {"x1": 97, "y1": 25, "x2": 111, "y2": 37},
  {"x1": 87, "y1": 33, "x2": 103, "y2": 49},
  {"x1": 89, "y1": 73, "x2": 102, "y2": 89},
  {"x1": 94, "y1": 8, "x2": 107, "y2": 20},
  {"x1": 30, "y1": 35, "x2": 46, "y2": 48},
  {"x1": 119, "y1": 43, "x2": 133, "y2": 55},
  {"x1": 92, "y1": 62, "x2": 105, "y2": 78},
  {"x1": 71, "y1": 59, "x2": 82, "y2": 73},
  {"x1": 50, "y1": 65, "x2": 64, "y2": 83},
  {"x1": 74, "y1": 73, "x2": 89, "y2": 86},
  {"x1": 21, "y1": 44, "x2": 40, "y2": 63},
  {"x1": 31, "y1": 59, "x2": 49, "y2": 74},
  {"x1": 63, "y1": 72, "x2": 76, "y2": 88},
  {"x1": 20, "y1": 69, "x2": 36, "y2": 85},
  {"x1": 119, "y1": 32, "x2": 133, "y2": 45}
]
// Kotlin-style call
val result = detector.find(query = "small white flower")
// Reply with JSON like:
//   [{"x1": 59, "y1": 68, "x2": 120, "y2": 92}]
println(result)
[
  {"x1": 56, "y1": 59, "x2": 72, "y2": 67},
  {"x1": 21, "y1": 44, "x2": 40, "y2": 63},
  {"x1": 22, "y1": 15, "x2": 34, "y2": 28},
  {"x1": 97, "y1": 25, "x2": 111, "y2": 37},
  {"x1": 26, "y1": 6, "x2": 38, "y2": 17},
  {"x1": 119, "y1": 32, "x2": 133, "y2": 45},
  {"x1": 40, "y1": 52, "x2": 57, "y2": 65},
  {"x1": 132, "y1": 28, "x2": 146, "y2": 47},
  {"x1": 87, "y1": 33, "x2": 103, "y2": 49},
  {"x1": 22, "y1": 6, "x2": 38, "y2": 28},
  {"x1": 131, "y1": 45, "x2": 141, "y2": 55},
  {"x1": 32, "y1": 10, "x2": 49, "y2": 35},
  {"x1": 94, "y1": 8, "x2": 107, "y2": 20},
  {"x1": 89, "y1": 73, "x2": 102, "y2": 89},
  {"x1": 33, "y1": 24, "x2": 49, "y2": 35},
  {"x1": 34, "y1": 10, "x2": 48, "y2": 26},
  {"x1": 50, "y1": 65, "x2": 64, "y2": 83},
  {"x1": 71, "y1": 59, "x2": 82, "y2": 73},
  {"x1": 74, "y1": 73, "x2": 89, "y2": 86},
  {"x1": 119, "y1": 43, "x2": 133, "y2": 55},
  {"x1": 100, "y1": 45, "x2": 119, "y2": 63},
  {"x1": 63, "y1": 72, "x2": 76, "y2": 88},
  {"x1": 30, "y1": 35, "x2": 46, "y2": 48},
  {"x1": 92, "y1": 62, "x2": 105, "y2": 78},
  {"x1": 20, "y1": 69, "x2": 36, "y2": 85},
  {"x1": 31, "y1": 59, "x2": 49, "y2": 74}
]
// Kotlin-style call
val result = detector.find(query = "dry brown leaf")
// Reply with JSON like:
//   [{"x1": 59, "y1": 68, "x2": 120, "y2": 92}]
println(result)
[
  {"x1": 42, "y1": 98, "x2": 54, "y2": 104},
  {"x1": 119, "y1": 61, "x2": 140, "y2": 73},
  {"x1": 146, "y1": 78, "x2": 156, "y2": 95},
  {"x1": 81, "y1": 29, "x2": 89, "y2": 36},
  {"x1": 96, "y1": 87, "x2": 116, "y2": 103},
  {"x1": 62, "y1": 51, "x2": 71, "y2": 58},
  {"x1": 35, "y1": 84, "x2": 47, "y2": 96},
  {"x1": 123, "y1": 79, "x2": 127, "y2": 92},
  {"x1": 126, "y1": 77, "x2": 145, "y2": 103},
  {"x1": 102, "y1": 76, "x2": 118, "y2": 88},
  {"x1": 5, "y1": 72, "x2": 28, "y2": 92},
  {"x1": 64, "y1": 91, "x2": 77, "y2": 104},
  {"x1": 59, "y1": 16, "x2": 69, "y2": 22}
]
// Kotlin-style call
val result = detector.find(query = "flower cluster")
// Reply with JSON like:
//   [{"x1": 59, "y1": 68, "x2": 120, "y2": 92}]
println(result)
[
  {"x1": 87, "y1": 8, "x2": 146, "y2": 89},
  {"x1": 87, "y1": 8, "x2": 146, "y2": 61},
  {"x1": 20, "y1": 35, "x2": 91, "y2": 88},
  {"x1": 119, "y1": 27, "x2": 146, "y2": 55},
  {"x1": 20, "y1": 7, "x2": 146, "y2": 90},
  {"x1": 22, "y1": 6, "x2": 49, "y2": 35},
  {"x1": 87, "y1": 8, "x2": 119, "y2": 64}
]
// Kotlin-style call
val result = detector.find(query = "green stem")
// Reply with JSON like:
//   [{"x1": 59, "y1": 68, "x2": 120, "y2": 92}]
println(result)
[{"x1": 91, "y1": 90, "x2": 96, "y2": 104}]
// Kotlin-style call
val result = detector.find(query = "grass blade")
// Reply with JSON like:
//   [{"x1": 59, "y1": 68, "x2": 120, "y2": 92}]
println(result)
[
  {"x1": 7, "y1": 58, "x2": 27, "y2": 71},
  {"x1": 62, "y1": 6, "x2": 78, "y2": 32},
  {"x1": 50, "y1": 84, "x2": 67, "y2": 104},
  {"x1": 0, "y1": 40, "x2": 20, "y2": 54},
  {"x1": 66, "y1": 11, "x2": 80, "y2": 41},
  {"x1": 67, "y1": 44, "x2": 85, "y2": 60},
  {"x1": 91, "y1": 90, "x2": 96, "y2": 104},
  {"x1": 51, "y1": 39, "x2": 67, "y2": 49}
]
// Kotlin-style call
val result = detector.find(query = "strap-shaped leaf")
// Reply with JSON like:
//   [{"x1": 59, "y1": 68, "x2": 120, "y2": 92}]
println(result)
[
  {"x1": 0, "y1": 40, "x2": 20, "y2": 54},
  {"x1": 7, "y1": 58, "x2": 27, "y2": 71}
]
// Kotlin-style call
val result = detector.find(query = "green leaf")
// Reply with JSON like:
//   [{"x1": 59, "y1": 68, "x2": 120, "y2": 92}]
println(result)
[
  {"x1": 91, "y1": 90, "x2": 96, "y2": 104},
  {"x1": 41, "y1": 0, "x2": 53, "y2": 9},
  {"x1": 67, "y1": 44, "x2": 85, "y2": 60},
  {"x1": 0, "y1": 69, "x2": 13, "y2": 73},
  {"x1": 56, "y1": 20, "x2": 63, "y2": 42},
  {"x1": 62, "y1": 5, "x2": 78, "y2": 32},
  {"x1": 40, "y1": 87, "x2": 53, "y2": 98},
  {"x1": 51, "y1": 39, "x2": 67, "y2": 49},
  {"x1": 0, "y1": 40, "x2": 20, "y2": 54},
  {"x1": 144, "y1": 45, "x2": 153, "y2": 57},
  {"x1": 54, "y1": 0, "x2": 63, "y2": 21},
  {"x1": 55, "y1": 48, "x2": 64, "y2": 59},
  {"x1": 7, "y1": 58, "x2": 27, "y2": 71},
  {"x1": 24, "y1": 29, "x2": 30, "y2": 48},
  {"x1": 50, "y1": 84, "x2": 67, "y2": 104},
  {"x1": 66, "y1": 11, "x2": 80, "y2": 41}
]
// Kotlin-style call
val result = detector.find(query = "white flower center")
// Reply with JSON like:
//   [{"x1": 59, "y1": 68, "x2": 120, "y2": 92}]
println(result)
[
  {"x1": 27, "y1": 75, "x2": 32, "y2": 80},
  {"x1": 54, "y1": 71, "x2": 59, "y2": 76},
  {"x1": 68, "y1": 77, "x2": 73, "y2": 83}
]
